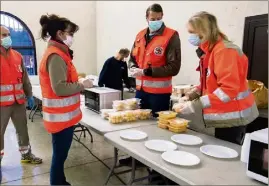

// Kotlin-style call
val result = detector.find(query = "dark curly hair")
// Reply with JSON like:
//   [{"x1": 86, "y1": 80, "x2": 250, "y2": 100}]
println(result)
[{"x1": 39, "y1": 14, "x2": 79, "y2": 40}]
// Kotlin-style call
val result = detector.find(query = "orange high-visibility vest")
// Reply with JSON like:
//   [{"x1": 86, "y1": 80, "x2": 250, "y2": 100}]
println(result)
[
  {"x1": 132, "y1": 27, "x2": 176, "y2": 94},
  {"x1": 0, "y1": 47, "x2": 26, "y2": 106},
  {"x1": 39, "y1": 41, "x2": 82, "y2": 134},
  {"x1": 199, "y1": 39, "x2": 258, "y2": 127}
]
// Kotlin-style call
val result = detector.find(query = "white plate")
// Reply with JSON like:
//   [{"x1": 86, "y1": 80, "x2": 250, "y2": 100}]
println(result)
[
  {"x1": 145, "y1": 140, "x2": 177, "y2": 152},
  {"x1": 200, "y1": 145, "x2": 238, "y2": 159},
  {"x1": 171, "y1": 134, "x2": 203, "y2": 146},
  {"x1": 120, "y1": 130, "x2": 148, "y2": 141},
  {"x1": 162, "y1": 151, "x2": 200, "y2": 166}
]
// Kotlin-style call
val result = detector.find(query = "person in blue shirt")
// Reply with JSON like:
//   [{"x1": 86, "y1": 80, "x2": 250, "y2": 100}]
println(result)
[{"x1": 98, "y1": 48, "x2": 132, "y2": 95}]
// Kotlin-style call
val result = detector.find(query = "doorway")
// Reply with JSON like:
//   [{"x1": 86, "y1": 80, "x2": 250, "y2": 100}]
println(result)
[{"x1": 243, "y1": 14, "x2": 268, "y2": 87}]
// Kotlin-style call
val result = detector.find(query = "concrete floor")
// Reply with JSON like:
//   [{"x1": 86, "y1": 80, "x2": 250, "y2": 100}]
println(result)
[{"x1": 0, "y1": 111, "x2": 148, "y2": 185}]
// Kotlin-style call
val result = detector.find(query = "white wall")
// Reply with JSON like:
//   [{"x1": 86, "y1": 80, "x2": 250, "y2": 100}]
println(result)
[
  {"x1": 96, "y1": 1, "x2": 268, "y2": 85},
  {"x1": 1, "y1": 1, "x2": 97, "y2": 75},
  {"x1": 1, "y1": 1, "x2": 268, "y2": 84}
]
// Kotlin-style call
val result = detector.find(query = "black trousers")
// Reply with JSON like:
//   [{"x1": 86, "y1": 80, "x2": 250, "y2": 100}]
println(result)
[{"x1": 215, "y1": 126, "x2": 246, "y2": 145}]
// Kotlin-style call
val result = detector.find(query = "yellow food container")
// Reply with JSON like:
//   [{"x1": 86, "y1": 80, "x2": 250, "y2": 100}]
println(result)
[
  {"x1": 158, "y1": 123, "x2": 168, "y2": 129},
  {"x1": 157, "y1": 121, "x2": 169, "y2": 126},
  {"x1": 157, "y1": 111, "x2": 177, "y2": 119},
  {"x1": 168, "y1": 125, "x2": 187, "y2": 133},
  {"x1": 158, "y1": 118, "x2": 170, "y2": 124},
  {"x1": 168, "y1": 127, "x2": 187, "y2": 133},
  {"x1": 168, "y1": 118, "x2": 189, "y2": 128}
]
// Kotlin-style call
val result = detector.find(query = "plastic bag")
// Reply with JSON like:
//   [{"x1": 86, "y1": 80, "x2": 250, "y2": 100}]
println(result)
[
  {"x1": 133, "y1": 109, "x2": 152, "y2": 120},
  {"x1": 112, "y1": 100, "x2": 126, "y2": 111},
  {"x1": 123, "y1": 111, "x2": 137, "y2": 122},
  {"x1": 100, "y1": 109, "x2": 115, "y2": 119},
  {"x1": 124, "y1": 98, "x2": 141, "y2": 110},
  {"x1": 248, "y1": 80, "x2": 268, "y2": 109},
  {"x1": 108, "y1": 112, "x2": 124, "y2": 124},
  {"x1": 138, "y1": 109, "x2": 152, "y2": 120}
]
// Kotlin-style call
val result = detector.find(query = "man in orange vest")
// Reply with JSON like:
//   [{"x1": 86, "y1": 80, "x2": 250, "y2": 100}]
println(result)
[
  {"x1": 0, "y1": 26, "x2": 42, "y2": 165},
  {"x1": 123, "y1": 4, "x2": 181, "y2": 183},
  {"x1": 129, "y1": 3, "x2": 181, "y2": 118}
]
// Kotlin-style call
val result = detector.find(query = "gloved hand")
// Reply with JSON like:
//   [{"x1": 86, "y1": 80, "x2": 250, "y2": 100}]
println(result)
[
  {"x1": 173, "y1": 101, "x2": 194, "y2": 114},
  {"x1": 27, "y1": 96, "x2": 35, "y2": 109},
  {"x1": 178, "y1": 96, "x2": 189, "y2": 103},
  {"x1": 79, "y1": 78, "x2": 93, "y2": 88},
  {"x1": 173, "y1": 102, "x2": 184, "y2": 113},
  {"x1": 129, "y1": 68, "x2": 144, "y2": 77}
]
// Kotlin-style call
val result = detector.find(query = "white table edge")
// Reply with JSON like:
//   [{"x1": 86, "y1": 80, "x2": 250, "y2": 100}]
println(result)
[{"x1": 80, "y1": 120, "x2": 156, "y2": 136}]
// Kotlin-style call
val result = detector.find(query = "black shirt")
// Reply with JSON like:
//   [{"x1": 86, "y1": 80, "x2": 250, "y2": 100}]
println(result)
[{"x1": 98, "y1": 57, "x2": 130, "y2": 90}]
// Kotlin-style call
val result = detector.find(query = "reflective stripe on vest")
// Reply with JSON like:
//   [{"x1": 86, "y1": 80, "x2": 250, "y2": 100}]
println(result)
[
  {"x1": 42, "y1": 94, "x2": 80, "y2": 108},
  {"x1": 15, "y1": 94, "x2": 25, "y2": 100},
  {"x1": 136, "y1": 79, "x2": 171, "y2": 88},
  {"x1": 0, "y1": 83, "x2": 24, "y2": 102},
  {"x1": 200, "y1": 95, "x2": 211, "y2": 108},
  {"x1": 236, "y1": 90, "x2": 251, "y2": 100},
  {"x1": 43, "y1": 107, "x2": 81, "y2": 122},
  {"x1": 15, "y1": 83, "x2": 23, "y2": 90},
  {"x1": 0, "y1": 83, "x2": 23, "y2": 92},
  {"x1": 136, "y1": 79, "x2": 141, "y2": 86},
  {"x1": 0, "y1": 95, "x2": 14, "y2": 102},
  {"x1": 201, "y1": 89, "x2": 251, "y2": 108},
  {"x1": 204, "y1": 102, "x2": 256, "y2": 121},
  {"x1": 0, "y1": 85, "x2": 13, "y2": 92},
  {"x1": 213, "y1": 88, "x2": 230, "y2": 103},
  {"x1": 144, "y1": 80, "x2": 172, "y2": 88}
]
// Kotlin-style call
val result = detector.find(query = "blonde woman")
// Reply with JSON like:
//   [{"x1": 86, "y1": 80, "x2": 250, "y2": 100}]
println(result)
[{"x1": 173, "y1": 11, "x2": 258, "y2": 144}]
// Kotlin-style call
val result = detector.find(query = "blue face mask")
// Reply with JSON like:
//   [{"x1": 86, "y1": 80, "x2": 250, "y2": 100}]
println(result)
[
  {"x1": 148, "y1": 20, "x2": 163, "y2": 32},
  {"x1": 1, "y1": 36, "x2": 12, "y2": 49},
  {"x1": 188, "y1": 34, "x2": 201, "y2": 46}
]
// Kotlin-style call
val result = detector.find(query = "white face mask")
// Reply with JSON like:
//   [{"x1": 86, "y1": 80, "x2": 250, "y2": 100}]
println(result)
[{"x1": 63, "y1": 35, "x2": 73, "y2": 47}]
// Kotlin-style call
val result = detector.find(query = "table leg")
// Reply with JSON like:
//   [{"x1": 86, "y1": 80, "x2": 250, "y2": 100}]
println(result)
[
  {"x1": 31, "y1": 103, "x2": 39, "y2": 122},
  {"x1": 127, "y1": 157, "x2": 136, "y2": 185},
  {"x1": 37, "y1": 100, "x2": 43, "y2": 117},
  {"x1": 28, "y1": 105, "x2": 35, "y2": 119},
  {"x1": 29, "y1": 97, "x2": 38, "y2": 120},
  {"x1": 83, "y1": 125, "x2": 93, "y2": 143},
  {"x1": 73, "y1": 123, "x2": 93, "y2": 143},
  {"x1": 104, "y1": 147, "x2": 118, "y2": 185}
]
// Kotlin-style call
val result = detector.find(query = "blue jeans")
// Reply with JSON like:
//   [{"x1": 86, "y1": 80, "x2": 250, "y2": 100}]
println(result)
[
  {"x1": 50, "y1": 126, "x2": 74, "y2": 185},
  {"x1": 135, "y1": 90, "x2": 171, "y2": 117}
]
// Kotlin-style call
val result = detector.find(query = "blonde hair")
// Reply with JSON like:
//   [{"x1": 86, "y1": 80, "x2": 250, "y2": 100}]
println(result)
[
  {"x1": 188, "y1": 11, "x2": 228, "y2": 51},
  {"x1": 119, "y1": 48, "x2": 130, "y2": 57}
]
